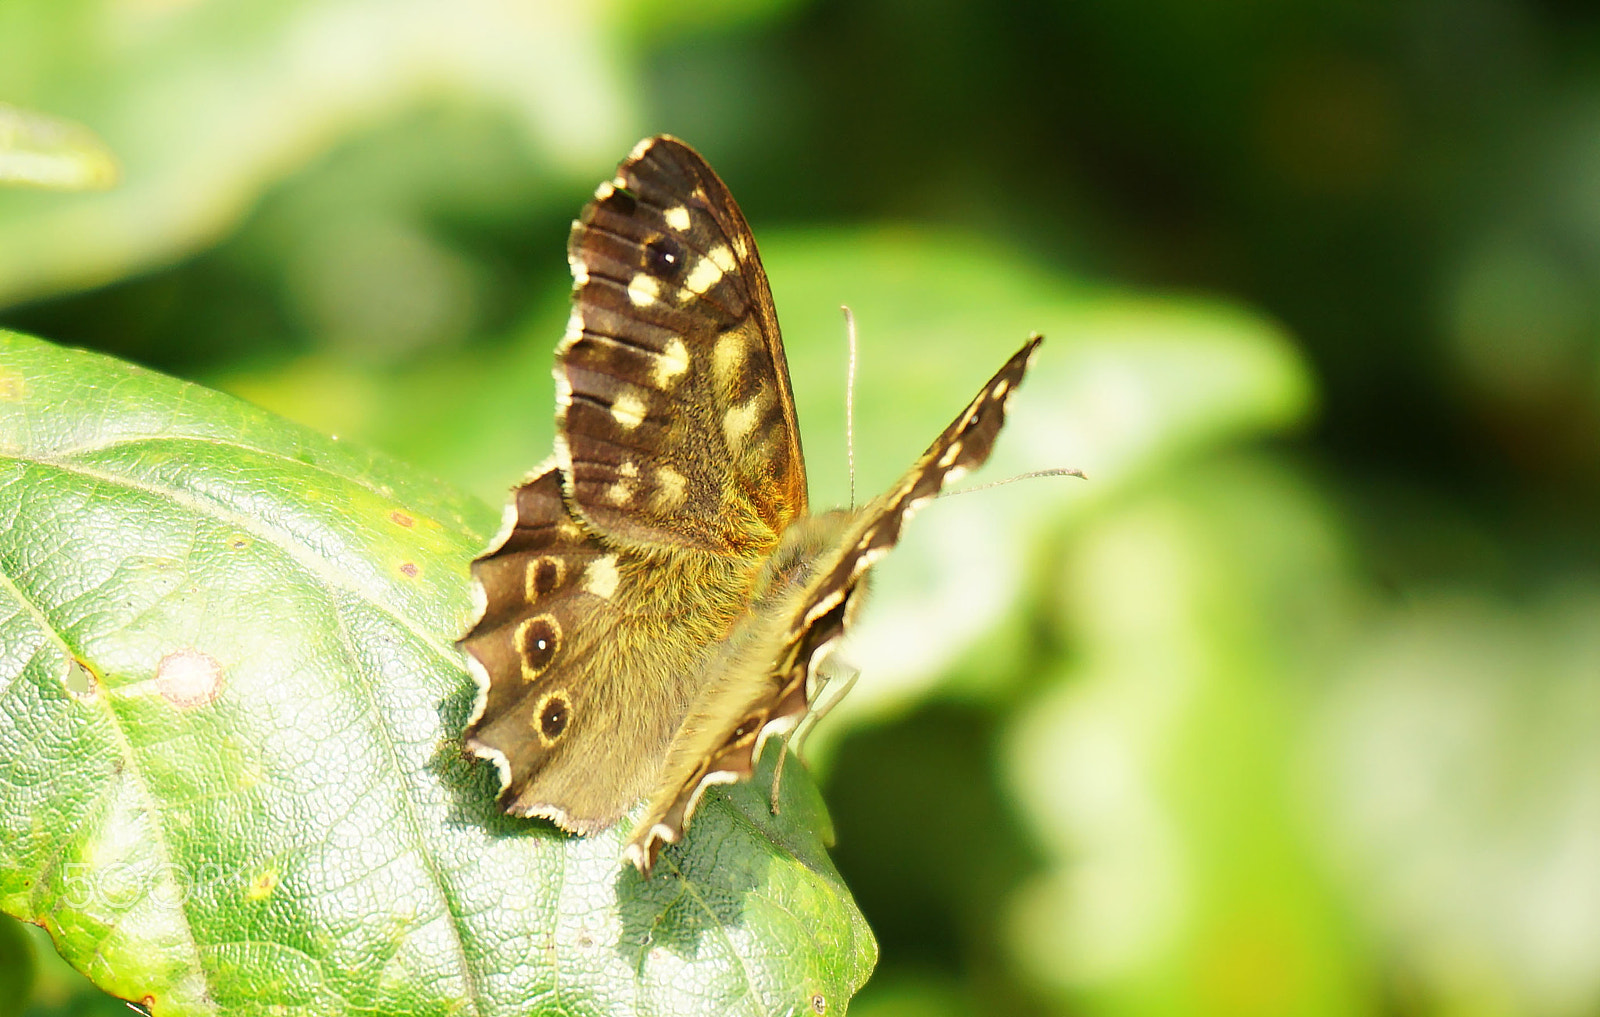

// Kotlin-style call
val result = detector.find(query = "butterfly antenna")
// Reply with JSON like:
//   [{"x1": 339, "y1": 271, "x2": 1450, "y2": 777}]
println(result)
[
  {"x1": 842, "y1": 305, "x2": 858, "y2": 511},
  {"x1": 944, "y1": 467, "x2": 1088, "y2": 497}
]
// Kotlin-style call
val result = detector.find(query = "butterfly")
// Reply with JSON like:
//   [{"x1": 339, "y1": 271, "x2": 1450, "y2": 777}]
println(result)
[{"x1": 459, "y1": 135, "x2": 1041, "y2": 875}]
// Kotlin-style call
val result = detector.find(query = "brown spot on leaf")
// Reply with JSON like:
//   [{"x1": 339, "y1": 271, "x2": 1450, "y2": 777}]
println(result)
[
  {"x1": 63, "y1": 657, "x2": 98, "y2": 699},
  {"x1": 226, "y1": 533, "x2": 251, "y2": 550},
  {"x1": 247, "y1": 870, "x2": 279, "y2": 901},
  {"x1": 812, "y1": 993, "x2": 827, "y2": 1014},
  {"x1": 399, "y1": 562, "x2": 419, "y2": 578},
  {"x1": 156, "y1": 649, "x2": 223, "y2": 709},
  {"x1": 389, "y1": 510, "x2": 415, "y2": 528}
]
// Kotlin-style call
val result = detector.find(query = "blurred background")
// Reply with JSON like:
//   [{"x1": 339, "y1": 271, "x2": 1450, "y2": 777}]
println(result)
[{"x1": 2, "y1": 0, "x2": 1598, "y2": 1015}]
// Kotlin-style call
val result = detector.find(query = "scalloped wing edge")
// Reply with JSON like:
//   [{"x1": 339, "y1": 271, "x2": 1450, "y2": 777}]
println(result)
[{"x1": 457, "y1": 460, "x2": 622, "y2": 836}]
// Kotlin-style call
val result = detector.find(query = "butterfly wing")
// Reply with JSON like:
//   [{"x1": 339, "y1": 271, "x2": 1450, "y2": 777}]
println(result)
[
  {"x1": 559, "y1": 135, "x2": 808, "y2": 555},
  {"x1": 623, "y1": 337, "x2": 1045, "y2": 872},
  {"x1": 460, "y1": 469, "x2": 703, "y2": 832}
]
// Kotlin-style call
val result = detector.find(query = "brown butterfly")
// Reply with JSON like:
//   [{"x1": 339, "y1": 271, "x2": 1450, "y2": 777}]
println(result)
[{"x1": 460, "y1": 136, "x2": 1040, "y2": 875}]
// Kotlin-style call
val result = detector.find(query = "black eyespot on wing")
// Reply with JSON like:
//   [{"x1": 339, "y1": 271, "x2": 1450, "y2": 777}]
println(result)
[
  {"x1": 517, "y1": 615, "x2": 561, "y2": 674},
  {"x1": 540, "y1": 695, "x2": 570, "y2": 741},
  {"x1": 530, "y1": 557, "x2": 563, "y2": 597},
  {"x1": 731, "y1": 717, "x2": 759, "y2": 741},
  {"x1": 644, "y1": 234, "x2": 685, "y2": 280}
]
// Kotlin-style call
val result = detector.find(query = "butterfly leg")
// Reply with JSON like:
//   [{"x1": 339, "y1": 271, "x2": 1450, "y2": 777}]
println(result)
[
  {"x1": 769, "y1": 729, "x2": 795, "y2": 815},
  {"x1": 792, "y1": 664, "x2": 859, "y2": 761},
  {"x1": 768, "y1": 662, "x2": 861, "y2": 815}
]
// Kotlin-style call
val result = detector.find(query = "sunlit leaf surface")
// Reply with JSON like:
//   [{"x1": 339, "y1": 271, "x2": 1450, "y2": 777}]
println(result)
[{"x1": 0, "y1": 331, "x2": 873, "y2": 1016}]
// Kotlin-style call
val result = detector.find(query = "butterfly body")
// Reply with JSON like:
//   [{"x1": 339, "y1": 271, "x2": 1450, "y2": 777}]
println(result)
[{"x1": 461, "y1": 136, "x2": 1040, "y2": 874}]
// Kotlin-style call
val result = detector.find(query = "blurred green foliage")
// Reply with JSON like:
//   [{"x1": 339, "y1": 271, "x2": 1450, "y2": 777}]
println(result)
[
  {"x1": 0, "y1": 103, "x2": 117, "y2": 190},
  {"x1": 1, "y1": 0, "x2": 1596, "y2": 1015},
  {"x1": 0, "y1": 914, "x2": 36, "y2": 1017}
]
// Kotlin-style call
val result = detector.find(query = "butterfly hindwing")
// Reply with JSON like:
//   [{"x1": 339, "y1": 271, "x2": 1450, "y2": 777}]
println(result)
[
  {"x1": 461, "y1": 469, "x2": 687, "y2": 832},
  {"x1": 559, "y1": 136, "x2": 808, "y2": 555},
  {"x1": 623, "y1": 337, "x2": 1044, "y2": 871}
]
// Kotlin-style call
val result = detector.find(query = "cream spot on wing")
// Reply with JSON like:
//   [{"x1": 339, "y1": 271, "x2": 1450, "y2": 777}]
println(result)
[
  {"x1": 652, "y1": 337, "x2": 690, "y2": 388},
  {"x1": 619, "y1": 460, "x2": 639, "y2": 478},
  {"x1": 708, "y1": 244, "x2": 737, "y2": 274},
  {"x1": 938, "y1": 441, "x2": 964, "y2": 469},
  {"x1": 568, "y1": 253, "x2": 589, "y2": 287},
  {"x1": 723, "y1": 397, "x2": 763, "y2": 452},
  {"x1": 655, "y1": 466, "x2": 687, "y2": 509},
  {"x1": 627, "y1": 273, "x2": 660, "y2": 307},
  {"x1": 594, "y1": 180, "x2": 615, "y2": 200},
  {"x1": 992, "y1": 377, "x2": 1011, "y2": 398},
  {"x1": 605, "y1": 480, "x2": 633, "y2": 505},
  {"x1": 611, "y1": 392, "x2": 647, "y2": 430},
  {"x1": 731, "y1": 234, "x2": 750, "y2": 259},
  {"x1": 713, "y1": 332, "x2": 746, "y2": 390},
  {"x1": 556, "y1": 520, "x2": 585, "y2": 542},
  {"x1": 563, "y1": 309, "x2": 583, "y2": 343},
  {"x1": 684, "y1": 255, "x2": 723, "y2": 295},
  {"x1": 629, "y1": 138, "x2": 654, "y2": 162},
  {"x1": 664, "y1": 205, "x2": 691, "y2": 231},
  {"x1": 583, "y1": 554, "x2": 620, "y2": 599}
]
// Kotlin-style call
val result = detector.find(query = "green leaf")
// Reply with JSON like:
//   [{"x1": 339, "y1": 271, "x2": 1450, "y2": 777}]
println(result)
[
  {"x1": 0, "y1": 331, "x2": 874, "y2": 1016},
  {"x1": 0, "y1": 105, "x2": 118, "y2": 192}
]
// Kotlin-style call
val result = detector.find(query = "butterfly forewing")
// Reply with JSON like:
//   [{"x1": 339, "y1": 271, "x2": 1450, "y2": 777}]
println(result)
[
  {"x1": 559, "y1": 136, "x2": 807, "y2": 556},
  {"x1": 623, "y1": 337, "x2": 1045, "y2": 872},
  {"x1": 794, "y1": 336, "x2": 1045, "y2": 636}
]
